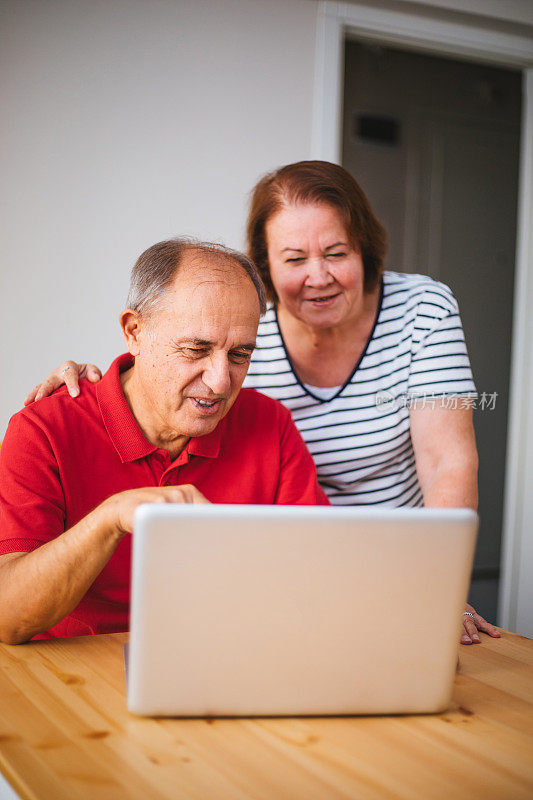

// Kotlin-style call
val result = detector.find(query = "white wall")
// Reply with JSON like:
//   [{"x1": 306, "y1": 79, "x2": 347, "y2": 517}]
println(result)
[
  {"x1": 392, "y1": 0, "x2": 533, "y2": 27},
  {"x1": 0, "y1": 0, "x2": 318, "y2": 436}
]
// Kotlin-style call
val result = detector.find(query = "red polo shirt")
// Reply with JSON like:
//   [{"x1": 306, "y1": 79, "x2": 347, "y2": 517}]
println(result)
[{"x1": 0, "y1": 354, "x2": 328, "y2": 639}]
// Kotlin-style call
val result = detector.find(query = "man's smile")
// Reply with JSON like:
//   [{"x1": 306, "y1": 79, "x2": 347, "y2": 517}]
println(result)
[{"x1": 190, "y1": 396, "x2": 224, "y2": 415}]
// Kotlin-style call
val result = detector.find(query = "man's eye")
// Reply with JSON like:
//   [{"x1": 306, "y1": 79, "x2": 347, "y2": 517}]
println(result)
[
  {"x1": 184, "y1": 348, "x2": 206, "y2": 357},
  {"x1": 230, "y1": 351, "x2": 252, "y2": 363}
]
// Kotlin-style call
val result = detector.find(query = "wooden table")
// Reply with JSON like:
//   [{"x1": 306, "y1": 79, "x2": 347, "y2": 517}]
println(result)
[{"x1": 0, "y1": 630, "x2": 532, "y2": 800}]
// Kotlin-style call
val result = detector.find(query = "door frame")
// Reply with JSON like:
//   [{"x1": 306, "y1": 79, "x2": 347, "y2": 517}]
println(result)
[{"x1": 311, "y1": 1, "x2": 533, "y2": 634}]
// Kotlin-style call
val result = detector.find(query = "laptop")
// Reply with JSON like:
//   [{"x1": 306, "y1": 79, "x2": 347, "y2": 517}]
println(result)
[{"x1": 127, "y1": 504, "x2": 477, "y2": 717}]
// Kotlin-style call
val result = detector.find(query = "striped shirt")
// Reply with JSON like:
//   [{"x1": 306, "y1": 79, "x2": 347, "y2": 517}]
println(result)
[{"x1": 243, "y1": 271, "x2": 476, "y2": 507}]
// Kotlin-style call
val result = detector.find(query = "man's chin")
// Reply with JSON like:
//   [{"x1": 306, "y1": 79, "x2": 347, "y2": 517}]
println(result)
[
  {"x1": 183, "y1": 408, "x2": 225, "y2": 437},
  {"x1": 180, "y1": 394, "x2": 238, "y2": 437},
  {"x1": 190, "y1": 419, "x2": 220, "y2": 437}
]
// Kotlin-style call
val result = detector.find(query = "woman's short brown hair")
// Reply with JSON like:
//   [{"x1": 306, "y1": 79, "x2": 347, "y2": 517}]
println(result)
[{"x1": 246, "y1": 160, "x2": 387, "y2": 303}]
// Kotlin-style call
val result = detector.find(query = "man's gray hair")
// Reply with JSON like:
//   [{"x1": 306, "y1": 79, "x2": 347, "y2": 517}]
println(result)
[{"x1": 126, "y1": 237, "x2": 267, "y2": 317}]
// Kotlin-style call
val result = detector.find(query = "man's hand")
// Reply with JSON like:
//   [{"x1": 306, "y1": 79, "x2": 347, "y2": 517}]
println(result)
[
  {"x1": 0, "y1": 484, "x2": 209, "y2": 644},
  {"x1": 99, "y1": 484, "x2": 210, "y2": 538},
  {"x1": 25, "y1": 361, "x2": 101, "y2": 404}
]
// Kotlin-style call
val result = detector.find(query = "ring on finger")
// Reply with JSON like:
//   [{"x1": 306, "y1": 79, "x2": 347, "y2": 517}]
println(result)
[
  {"x1": 462, "y1": 611, "x2": 475, "y2": 619},
  {"x1": 61, "y1": 366, "x2": 73, "y2": 375}
]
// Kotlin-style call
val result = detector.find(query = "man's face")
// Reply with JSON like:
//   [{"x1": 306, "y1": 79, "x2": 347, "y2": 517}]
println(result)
[{"x1": 126, "y1": 252, "x2": 260, "y2": 451}]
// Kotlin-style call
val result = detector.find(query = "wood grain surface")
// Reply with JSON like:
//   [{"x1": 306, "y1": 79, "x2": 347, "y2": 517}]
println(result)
[{"x1": 0, "y1": 630, "x2": 532, "y2": 799}]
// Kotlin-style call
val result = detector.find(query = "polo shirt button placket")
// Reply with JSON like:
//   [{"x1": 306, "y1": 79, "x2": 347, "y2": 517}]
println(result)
[
  {"x1": 161, "y1": 469, "x2": 177, "y2": 486},
  {"x1": 162, "y1": 449, "x2": 192, "y2": 486},
  {"x1": 162, "y1": 462, "x2": 183, "y2": 486},
  {"x1": 152, "y1": 450, "x2": 171, "y2": 486}
]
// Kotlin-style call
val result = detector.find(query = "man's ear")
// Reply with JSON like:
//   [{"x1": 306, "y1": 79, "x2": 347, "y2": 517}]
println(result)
[{"x1": 119, "y1": 309, "x2": 143, "y2": 356}]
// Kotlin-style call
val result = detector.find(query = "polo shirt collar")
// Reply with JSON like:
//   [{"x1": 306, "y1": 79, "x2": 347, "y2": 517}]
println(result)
[
  {"x1": 187, "y1": 423, "x2": 221, "y2": 460},
  {"x1": 96, "y1": 353, "x2": 222, "y2": 463}
]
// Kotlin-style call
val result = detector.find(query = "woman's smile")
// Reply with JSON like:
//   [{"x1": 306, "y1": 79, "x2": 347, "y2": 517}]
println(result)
[{"x1": 305, "y1": 292, "x2": 341, "y2": 306}]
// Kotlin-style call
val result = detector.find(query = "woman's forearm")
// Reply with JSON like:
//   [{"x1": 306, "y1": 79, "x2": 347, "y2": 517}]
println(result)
[
  {"x1": 410, "y1": 406, "x2": 479, "y2": 510},
  {"x1": 420, "y1": 459, "x2": 478, "y2": 509}
]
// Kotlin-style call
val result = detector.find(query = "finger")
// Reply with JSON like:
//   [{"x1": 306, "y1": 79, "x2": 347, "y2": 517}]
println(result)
[
  {"x1": 173, "y1": 486, "x2": 197, "y2": 504},
  {"x1": 473, "y1": 614, "x2": 501, "y2": 638},
  {"x1": 63, "y1": 371, "x2": 81, "y2": 397},
  {"x1": 164, "y1": 485, "x2": 209, "y2": 504},
  {"x1": 190, "y1": 487, "x2": 210, "y2": 504},
  {"x1": 57, "y1": 361, "x2": 81, "y2": 397},
  {"x1": 24, "y1": 385, "x2": 41, "y2": 406},
  {"x1": 34, "y1": 376, "x2": 65, "y2": 401},
  {"x1": 465, "y1": 603, "x2": 501, "y2": 638},
  {"x1": 85, "y1": 364, "x2": 103, "y2": 382},
  {"x1": 462, "y1": 617, "x2": 480, "y2": 644},
  {"x1": 461, "y1": 630, "x2": 473, "y2": 645},
  {"x1": 191, "y1": 495, "x2": 211, "y2": 504},
  {"x1": 158, "y1": 487, "x2": 188, "y2": 504},
  {"x1": 180, "y1": 484, "x2": 210, "y2": 504}
]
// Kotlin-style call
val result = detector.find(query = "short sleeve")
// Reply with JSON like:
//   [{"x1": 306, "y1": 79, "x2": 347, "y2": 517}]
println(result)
[
  {"x1": 274, "y1": 410, "x2": 330, "y2": 506},
  {"x1": 407, "y1": 283, "x2": 477, "y2": 397},
  {"x1": 0, "y1": 411, "x2": 66, "y2": 555}
]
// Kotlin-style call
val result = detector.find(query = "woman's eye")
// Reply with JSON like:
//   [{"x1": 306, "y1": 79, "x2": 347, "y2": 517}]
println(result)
[
  {"x1": 327, "y1": 252, "x2": 345, "y2": 259},
  {"x1": 285, "y1": 257, "x2": 304, "y2": 264}
]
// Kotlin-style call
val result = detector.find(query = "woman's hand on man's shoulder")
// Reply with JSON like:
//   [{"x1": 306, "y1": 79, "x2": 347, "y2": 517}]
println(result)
[{"x1": 24, "y1": 361, "x2": 102, "y2": 405}]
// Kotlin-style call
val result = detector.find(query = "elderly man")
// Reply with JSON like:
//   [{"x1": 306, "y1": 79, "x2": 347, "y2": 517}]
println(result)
[{"x1": 0, "y1": 239, "x2": 327, "y2": 644}]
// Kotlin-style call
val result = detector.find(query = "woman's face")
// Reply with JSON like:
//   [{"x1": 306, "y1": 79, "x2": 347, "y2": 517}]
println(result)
[{"x1": 265, "y1": 202, "x2": 366, "y2": 331}]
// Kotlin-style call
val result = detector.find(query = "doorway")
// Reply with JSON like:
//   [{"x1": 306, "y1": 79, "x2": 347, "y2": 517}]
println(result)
[{"x1": 342, "y1": 41, "x2": 522, "y2": 620}]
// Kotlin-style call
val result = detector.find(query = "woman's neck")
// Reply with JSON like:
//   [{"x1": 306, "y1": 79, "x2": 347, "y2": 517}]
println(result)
[{"x1": 277, "y1": 286, "x2": 381, "y2": 388}]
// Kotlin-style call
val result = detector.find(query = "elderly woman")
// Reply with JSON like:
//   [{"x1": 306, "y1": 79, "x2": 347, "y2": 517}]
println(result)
[{"x1": 26, "y1": 160, "x2": 499, "y2": 644}]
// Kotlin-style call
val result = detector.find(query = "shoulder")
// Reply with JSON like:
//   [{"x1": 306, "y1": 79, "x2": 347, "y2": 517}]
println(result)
[
  {"x1": 4, "y1": 381, "x2": 98, "y2": 444},
  {"x1": 0, "y1": 389, "x2": 74, "y2": 472},
  {"x1": 383, "y1": 271, "x2": 458, "y2": 316}
]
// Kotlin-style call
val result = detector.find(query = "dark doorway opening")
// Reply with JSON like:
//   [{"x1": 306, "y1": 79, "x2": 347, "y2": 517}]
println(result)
[{"x1": 343, "y1": 41, "x2": 522, "y2": 620}]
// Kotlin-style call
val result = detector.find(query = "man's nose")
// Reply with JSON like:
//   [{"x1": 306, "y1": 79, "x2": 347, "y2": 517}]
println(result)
[
  {"x1": 202, "y1": 355, "x2": 231, "y2": 396},
  {"x1": 305, "y1": 257, "x2": 334, "y2": 286}
]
